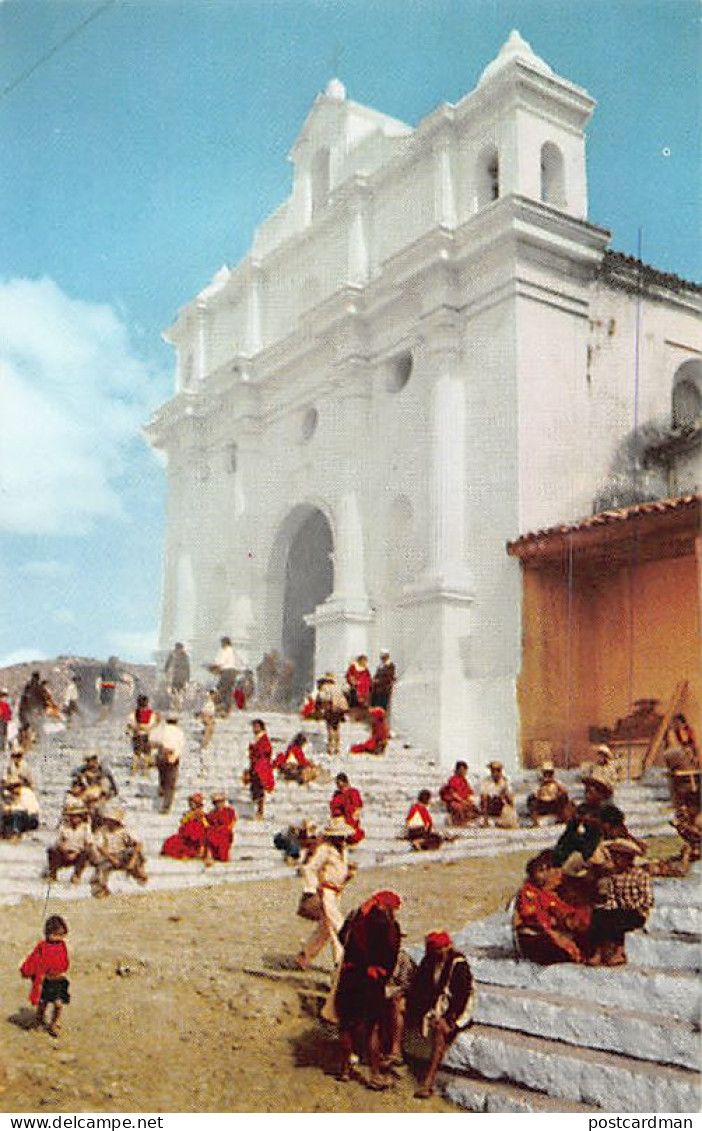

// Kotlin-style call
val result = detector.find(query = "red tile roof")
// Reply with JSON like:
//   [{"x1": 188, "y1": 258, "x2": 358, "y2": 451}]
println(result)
[{"x1": 508, "y1": 495, "x2": 700, "y2": 557}]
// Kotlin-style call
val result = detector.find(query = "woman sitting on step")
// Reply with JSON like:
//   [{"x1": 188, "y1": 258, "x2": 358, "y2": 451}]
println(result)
[
  {"x1": 161, "y1": 793, "x2": 211, "y2": 864},
  {"x1": 204, "y1": 792, "x2": 237, "y2": 862},
  {"x1": 274, "y1": 733, "x2": 318, "y2": 784},
  {"x1": 405, "y1": 790, "x2": 443, "y2": 851},
  {"x1": 513, "y1": 850, "x2": 590, "y2": 965},
  {"x1": 350, "y1": 707, "x2": 389, "y2": 755}
]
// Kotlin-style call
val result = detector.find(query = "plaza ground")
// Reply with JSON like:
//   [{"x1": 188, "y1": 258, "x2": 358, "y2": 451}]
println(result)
[{"x1": 1, "y1": 850, "x2": 540, "y2": 1113}]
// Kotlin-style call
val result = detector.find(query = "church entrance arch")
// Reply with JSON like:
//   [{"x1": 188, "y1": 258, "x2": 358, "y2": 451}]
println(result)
[{"x1": 268, "y1": 504, "x2": 334, "y2": 700}]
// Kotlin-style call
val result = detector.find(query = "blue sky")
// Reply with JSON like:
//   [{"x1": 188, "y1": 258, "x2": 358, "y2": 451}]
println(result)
[{"x1": 1, "y1": 0, "x2": 700, "y2": 666}]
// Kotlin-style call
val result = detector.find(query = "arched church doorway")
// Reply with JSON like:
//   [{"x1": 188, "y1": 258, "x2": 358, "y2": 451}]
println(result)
[{"x1": 279, "y1": 506, "x2": 334, "y2": 699}]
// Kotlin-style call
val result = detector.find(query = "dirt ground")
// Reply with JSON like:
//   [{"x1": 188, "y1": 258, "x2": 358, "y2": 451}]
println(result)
[
  {"x1": 0, "y1": 850, "x2": 537, "y2": 1114},
  {"x1": 1, "y1": 836, "x2": 678, "y2": 1114}
]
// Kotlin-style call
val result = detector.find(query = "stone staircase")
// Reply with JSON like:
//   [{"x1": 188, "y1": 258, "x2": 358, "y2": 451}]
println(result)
[
  {"x1": 3, "y1": 709, "x2": 697, "y2": 1113},
  {"x1": 0, "y1": 709, "x2": 677, "y2": 906},
  {"x1": 431, "y1": 869, "x2": 702, "y2": 1113}
]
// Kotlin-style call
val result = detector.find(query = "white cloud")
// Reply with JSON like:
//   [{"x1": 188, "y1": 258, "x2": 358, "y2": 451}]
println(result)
[
  {"x1": 20, "y1": 559, "x2": 73, "y2": 580},
  {"x1": 107, "y1": 628, "x2": 159, "y2": 663},
  {"x1": 0, "y1": 276, "x2": 167, "y2": 535}
]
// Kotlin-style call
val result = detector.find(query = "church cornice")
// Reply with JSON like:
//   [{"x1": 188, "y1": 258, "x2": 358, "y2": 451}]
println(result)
[
  {"x1": 143, "y1": 391, "x2": 208, "y2": 451},
  {"x1": 599, "y1": 250, "x2": 702, "y2": 312}
]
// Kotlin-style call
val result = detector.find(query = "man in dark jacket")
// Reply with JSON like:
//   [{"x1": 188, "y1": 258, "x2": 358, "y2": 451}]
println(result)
[{"x1": 333, "y1": 890, "x2": 402, "y2": 1089}]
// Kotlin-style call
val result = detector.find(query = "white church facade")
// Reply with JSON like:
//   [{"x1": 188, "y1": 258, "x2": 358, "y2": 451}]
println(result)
[{"x1": 146, "y1": 32, "x2": 702, "y2": 771}]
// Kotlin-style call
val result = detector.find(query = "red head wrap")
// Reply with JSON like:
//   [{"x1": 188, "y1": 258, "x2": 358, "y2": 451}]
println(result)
[
  {"x1": 359, "y1": 890, "x2": 402, "y2": 915},
  {"x1": 425, "y1": 930, "x2": 452, "y2": 950}
]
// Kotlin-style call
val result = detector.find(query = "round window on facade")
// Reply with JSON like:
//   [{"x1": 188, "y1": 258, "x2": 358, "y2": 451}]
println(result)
[
  {"x1": 386, "y1": 351, "x2": 413, "y2": 393},
  {"x1": 300, "y1": 406, "x2": 319, "y2": 443}
]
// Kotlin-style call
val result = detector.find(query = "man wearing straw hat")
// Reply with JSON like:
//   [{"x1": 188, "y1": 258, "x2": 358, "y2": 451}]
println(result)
[
  {"x1": 296, "y1": 816, "x2": 356, "y2": 970},
  {"x1": 90, "y1": 804, "x2": 147, "y2": 898},
  {"x1": 588, "y1": 838, "x2": 653, "y2": 966},
  {"x1": 526, "y1": 762, "x2": 575, "y2": 827},
  {"x1": 45, "y1": 799, "x2": 96, "y2": 884},
  {"x1": 480, "y1": 761, "x2": 519, "y2": 828}
]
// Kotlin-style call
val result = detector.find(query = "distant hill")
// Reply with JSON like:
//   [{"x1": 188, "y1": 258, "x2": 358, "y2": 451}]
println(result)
[{"x1": 0, "y1": 655, "x2": 157, "y2": 706}]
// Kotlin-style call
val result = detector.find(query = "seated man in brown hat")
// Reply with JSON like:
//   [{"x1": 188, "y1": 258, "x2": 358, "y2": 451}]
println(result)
[
  {"x1": 71, "y1": 753, "x2": 118, "y2": 825},
  {"x1": 91, "y1": 804, "x2": 147, "y2": 898},
  {"x1": 588, "y1": 839, "x2": 652, "y2": 966},
  {"x1": 45, "y1": 799, "x2": 97, "y2": 884},
  {"x1": 665, "y1": 745, "x2": 701, "y2": 813},
  {"x1": 526, "y1": 763, "x2": 575, "y2": 827},
  {"x1": 590, "y1": 743, "x2": 620, "y2": 789},
  {"x1": 0, "y1": 778, "x2": 40, "y2": 839},
  {"x1": 480, "y1": 761, "x2": 519, "y2": 828}
]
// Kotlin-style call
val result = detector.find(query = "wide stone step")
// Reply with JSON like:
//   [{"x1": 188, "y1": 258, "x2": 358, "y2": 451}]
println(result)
[
  {"x1": 444, "y1": 1023, "x2": 701, "y2": 1112},
  {"x1": 628, "y1": 928, "x2": 701, "y2": 971},
  {"x1": 473, "y1": 983, "x2": 700, "y2": 1070},
  {"x1": 442, "y1": 1074, "x2": 598, "y2": 1113},
  {"x1": 651, "y1": 903, "x2": 702, "y2": 934},
  {"x1": 463, "y1": 950, "x2": 701, "y2": 1023}
]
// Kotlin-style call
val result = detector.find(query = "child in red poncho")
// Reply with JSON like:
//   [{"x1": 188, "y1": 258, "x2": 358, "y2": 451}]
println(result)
[{"x1": 21, "y1": 916, "x2": 70, "y2": 1036}]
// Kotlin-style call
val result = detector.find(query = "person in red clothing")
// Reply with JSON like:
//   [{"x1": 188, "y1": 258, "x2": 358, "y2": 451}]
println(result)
[
  {"x1": 248, "y1": 718, "x2": 274, "y2": 819},
  {"x1": 0, "y1": 688, "x2": 12, "y2": 754},
  {"x1": 439, "y1": 762, "x2": 480, "y2": 826},
  {"x1": 205, "y1": 792, "x2": 237, "y2": 862},
  {"x1": 513, "y1": 850, "x2": 590, "y2": 964},
  {"x1": 405, "y1": 790, "x2": 443, "y2": 850},
  {"x1": 330, "y1": 772, "x2": 365, "y2": 844},
  {"x1": 300, "y1": 690, "x2": 319, "y2": 720},
  {"x1": 126, "y1": 694, "x2": 160, "y2": 776},
  {"x1": 350, "y1": 707, "x2": 389, "y2": 755},
  {"x1": 20, "y1": 915, "x2": 70, "y2": 1036},
  {"x1": 332, "y1": 890, "x2": 403, "y2": 1089},
  {"x1": 274, "y1": 732, "x2": 317, "y2": 784},
  {"x1": 161, "y1": 793, "x2": 210, "y2": 861},
  {"x1": 345, "y1": 655, "x2": 372, "y2": 713},
  {"x1": 233, "y1": 677, "x2": 247, "y2": 712}
]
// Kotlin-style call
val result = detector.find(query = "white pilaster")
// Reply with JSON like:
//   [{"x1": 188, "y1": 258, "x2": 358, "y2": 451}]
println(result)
[{"x1": 434, "y1": 137, "x2": 457, "y2": 229}]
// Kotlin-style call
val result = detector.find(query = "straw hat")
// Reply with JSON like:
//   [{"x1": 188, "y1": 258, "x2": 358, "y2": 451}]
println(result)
[
  {"x1": 595, "y1": 744, "x2": 615, "y2": 760},
  {"x1": 581, "y1": 768, "x2": 614, "y2": 794},
  {"x1": 211, "y1": 790, "x2": 227, "y2": 802},
  {"x1": 541, "y1": 761, "x2": 555, "y2": 774},
  {"x1": 324, "y1": 816, "x2": 352, "y2": 839}
]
